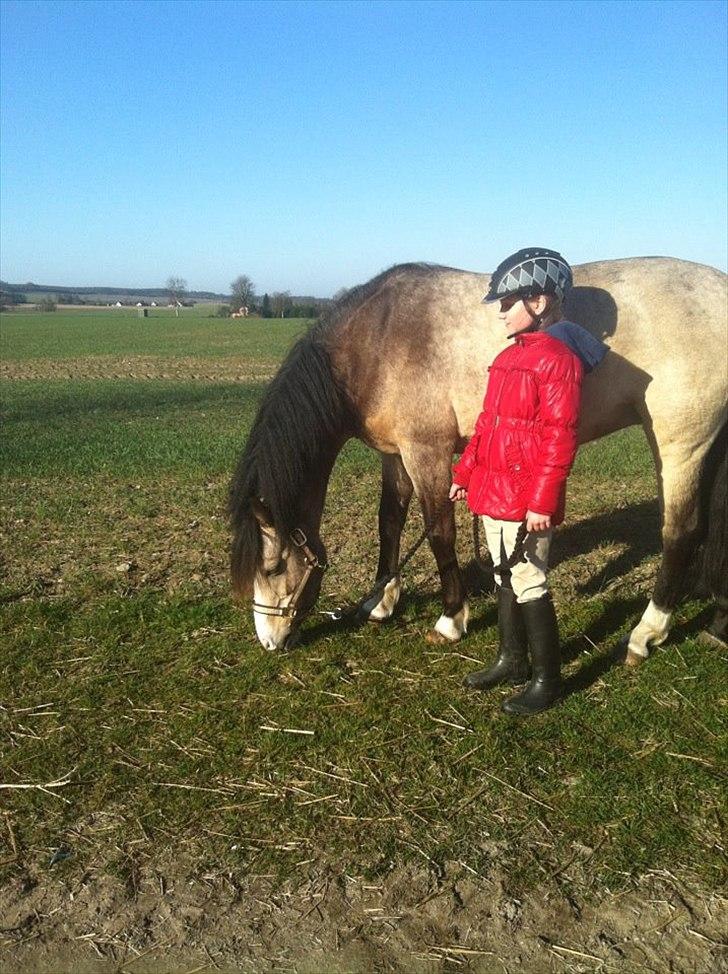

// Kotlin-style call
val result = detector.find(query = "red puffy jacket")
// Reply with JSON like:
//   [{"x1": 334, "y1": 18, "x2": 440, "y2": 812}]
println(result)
[{"x1": 452, "y1": 331, "x2": 583, "y2": 525}]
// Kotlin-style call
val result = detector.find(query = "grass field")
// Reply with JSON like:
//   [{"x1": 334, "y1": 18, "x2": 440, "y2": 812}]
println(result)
[
  {"x1": 0, "y1": 307, "x2": 307, "y2": 361},
  {"x1": 1, "y1": 309, "x2": 726, "y2": 969}
]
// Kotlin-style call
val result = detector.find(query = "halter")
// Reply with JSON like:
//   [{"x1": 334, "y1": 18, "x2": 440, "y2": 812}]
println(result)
[{"x1": 252, "y1": 527, "x2": 328, "y2": 620}]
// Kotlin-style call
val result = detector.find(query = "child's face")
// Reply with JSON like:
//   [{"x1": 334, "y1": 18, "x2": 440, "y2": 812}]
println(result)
[{"x1": 498, "y1": 293, "x2": 549, "y2": 334}]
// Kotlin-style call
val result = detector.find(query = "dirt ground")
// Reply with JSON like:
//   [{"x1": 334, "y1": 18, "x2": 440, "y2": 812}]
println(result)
[{"x1": 1, "y1": 853, "x2": 725, "y2": 973}]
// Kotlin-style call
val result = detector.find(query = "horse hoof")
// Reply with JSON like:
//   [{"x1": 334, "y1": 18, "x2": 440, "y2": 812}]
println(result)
[
  {"x1": 425, "y1": 629, "x2": 452, "y2": 645},
  {"x1": 361, "y1": 576, "x2": 401, "y2": 623},
  {"x1": 625, "y1": 649, "x2": 648, "y2": 667},
  {"x1": 429, "y1": 605, "x2": 469, "y2": 644}
]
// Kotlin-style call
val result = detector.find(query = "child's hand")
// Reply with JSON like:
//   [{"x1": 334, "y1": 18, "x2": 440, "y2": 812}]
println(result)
[
  {"x1": 526, "y1": 510, "x2": 551, "y2": 532},
  {"x1": 449, "y1": 483, "x2": 467, "y2": 502}
]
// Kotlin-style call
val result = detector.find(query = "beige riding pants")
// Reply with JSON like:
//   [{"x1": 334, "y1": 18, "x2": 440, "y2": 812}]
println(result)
[{"x1": 481, "y1": 515, "x2": 552, "y2": 603}]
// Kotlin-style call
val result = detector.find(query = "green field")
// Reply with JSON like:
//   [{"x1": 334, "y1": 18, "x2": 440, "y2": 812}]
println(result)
[
  {"x1": 1, "y1": 310, "x2": 725, "y2": 966},
  {"x1": 0, "y1": 307, "x2": 308, "y2": 361}
]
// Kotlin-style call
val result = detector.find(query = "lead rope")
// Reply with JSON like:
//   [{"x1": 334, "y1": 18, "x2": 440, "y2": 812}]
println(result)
[
  {"x1": 318, "y1": 521, "x2": 431, "y2": 621},
  {"x1": 472, "y1": 516, "x2": 529, "y2": 576},
  {"x1": 319, "y1": 516, "x2": 528, "y2": 621}
]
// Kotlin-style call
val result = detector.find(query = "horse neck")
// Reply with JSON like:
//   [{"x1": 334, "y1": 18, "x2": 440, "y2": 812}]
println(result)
[{"x1": 296, "y1": 436, "x2": 346, "y2": 539}]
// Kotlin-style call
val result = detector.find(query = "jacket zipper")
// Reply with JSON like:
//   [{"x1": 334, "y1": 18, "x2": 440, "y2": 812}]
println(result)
[
  {"x1": 483, "y1": 349, "x2": 514, "y2": 467},
  {"x1": 475, "y1": 363, "x2": 509, "y2": 506}
]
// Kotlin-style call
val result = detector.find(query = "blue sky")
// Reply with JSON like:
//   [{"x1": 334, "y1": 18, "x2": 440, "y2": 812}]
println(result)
[{"x1": 1, "y1": 0, "x2": 726, "y2": 296}]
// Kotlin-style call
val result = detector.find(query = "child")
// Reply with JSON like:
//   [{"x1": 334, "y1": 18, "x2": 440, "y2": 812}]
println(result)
[{"x1": 449, "y1": 248, "x2": 608, "y2": 715}]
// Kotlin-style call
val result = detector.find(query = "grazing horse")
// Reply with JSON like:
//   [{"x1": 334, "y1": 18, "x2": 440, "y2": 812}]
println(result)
[{"x1": 229, "y1": 257, "x2": 727, "y2": 661}]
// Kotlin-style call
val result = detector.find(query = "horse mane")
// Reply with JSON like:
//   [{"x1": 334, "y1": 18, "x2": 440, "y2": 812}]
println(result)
[{"x1": 228, "y1": 321, "x2": 352, "y2": 594}]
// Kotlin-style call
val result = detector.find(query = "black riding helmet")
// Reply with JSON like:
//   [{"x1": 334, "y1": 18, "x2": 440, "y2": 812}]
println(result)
[{"x1": 484, "y1": 248, "x2": 573, "y2": 304}]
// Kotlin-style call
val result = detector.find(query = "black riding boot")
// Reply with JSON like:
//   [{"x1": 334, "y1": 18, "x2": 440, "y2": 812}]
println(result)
[
  {"x1": 464, "y1": 585, "x2": 530, "y2": 690},
  {"x1": 502, "y1": 594, "x2": 563, "y2": 715}
]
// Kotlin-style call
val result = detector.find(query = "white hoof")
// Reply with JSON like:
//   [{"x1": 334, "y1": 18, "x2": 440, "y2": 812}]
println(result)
[
  {"x1": 433, "y1": 603, "x2": 470, "y2": 643},
  {"x1": 363, "y1": 575, "x2": 401, "y2": 622},
  {"x1": 626, "y1": 600, "x2": 671, "y2": 663}
]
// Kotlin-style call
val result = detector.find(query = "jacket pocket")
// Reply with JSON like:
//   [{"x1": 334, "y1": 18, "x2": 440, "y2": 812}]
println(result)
[{"x1": 504, "y1": 436, "x2": 530, "y2": 492}]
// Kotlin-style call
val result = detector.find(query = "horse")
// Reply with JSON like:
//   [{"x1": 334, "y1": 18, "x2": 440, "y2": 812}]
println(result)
[{"x1": 229, "y1": 257, "x2": 727, "y2": 662}]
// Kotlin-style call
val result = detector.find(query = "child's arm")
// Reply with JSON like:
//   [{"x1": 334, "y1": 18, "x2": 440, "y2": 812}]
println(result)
[{"x1": 528, "y1": 354, "x2": 583, "y2": 518}]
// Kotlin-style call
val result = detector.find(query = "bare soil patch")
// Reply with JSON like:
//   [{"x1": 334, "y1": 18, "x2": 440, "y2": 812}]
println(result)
[
  {"x1": 0, "y1": 848, "x2": 727, "y2": 974},
  {"x1": 2, "y1": 851, "x2": 725, "y2": 973}
]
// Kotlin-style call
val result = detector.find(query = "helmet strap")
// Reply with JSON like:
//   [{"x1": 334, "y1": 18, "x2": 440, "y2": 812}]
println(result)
[{"x1": 522, "y1": 296, "x2": 543, "y2": 329}]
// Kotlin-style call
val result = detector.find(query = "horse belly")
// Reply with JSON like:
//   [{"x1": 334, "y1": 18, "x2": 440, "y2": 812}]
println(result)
[{"x1": 578, "y1": 353, "x2": 644, "y2": 444}]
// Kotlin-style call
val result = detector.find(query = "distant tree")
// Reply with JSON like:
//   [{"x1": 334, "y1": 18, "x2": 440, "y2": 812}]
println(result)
[
  {"x1": 0, "y1": 287, "x2": 26, "y2": 306},
  {"x1": 286, "y1": 300, "x2": 319, "y2": 318},
  {"x1": 261, "y1": 293, "x2": 272, "y2": 318},
  {"x1": 166, "y1": 276, "x2": 187, "y2": 316},
  {"x1": 230, "y1": 275, "x2": 256, "y2": 313},
  {"x1": 38, "y1": 298, "x2": 57, "y2": 312},
  {"x1": 271, "y1": 291, "x2": 291, "y2": 318},
  {"x1": 332, "y1": 287, "x2": 350, "y2": 303}
]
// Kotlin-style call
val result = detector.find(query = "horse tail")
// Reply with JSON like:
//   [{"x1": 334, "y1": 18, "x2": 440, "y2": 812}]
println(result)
[{"x1": 695, "y1": 416, "x2": 728, "y2": 601}]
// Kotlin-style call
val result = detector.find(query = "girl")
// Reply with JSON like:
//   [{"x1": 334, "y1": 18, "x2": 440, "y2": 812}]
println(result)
[{"x1": 449, "y1": 248, "x2": 607, "y2": 715}]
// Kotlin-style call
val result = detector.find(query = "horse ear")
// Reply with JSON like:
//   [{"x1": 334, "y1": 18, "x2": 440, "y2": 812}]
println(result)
[{"x1": 251, "y1": 497, "x2": 273, "y2": 528}]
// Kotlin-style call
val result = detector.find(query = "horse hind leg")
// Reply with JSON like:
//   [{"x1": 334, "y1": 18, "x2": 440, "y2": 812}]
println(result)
[
  {"x1": 361, "y1": 453, "x2": 413, "y2": 622},
  {"x1": 626, "y1": 569, "x2": 687, "y2": 665},
  {"x1": 626, "y1": 436, "x2": 718, "y2": 664},
  {"x1": 696, "y1": 419, "x2": 728, "y2": 648}
]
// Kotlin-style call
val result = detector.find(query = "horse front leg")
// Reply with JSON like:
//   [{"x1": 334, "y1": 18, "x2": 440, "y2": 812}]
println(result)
[
  {"x1": 361, "y1": 453, "x2": 413, "y2": 622},
  {"x1": 400, "y1": 444, "x2": 468, "y2": 643}
]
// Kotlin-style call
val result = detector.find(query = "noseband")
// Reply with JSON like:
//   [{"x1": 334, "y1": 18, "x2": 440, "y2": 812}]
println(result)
[{"x1": 252, "y1": 527, "x2": 328, "y2": 620}]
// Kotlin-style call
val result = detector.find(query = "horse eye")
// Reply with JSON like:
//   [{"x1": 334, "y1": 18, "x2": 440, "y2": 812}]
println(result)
[{"x1": 266, "y1": 559, "x2": 285, "y2": 578}]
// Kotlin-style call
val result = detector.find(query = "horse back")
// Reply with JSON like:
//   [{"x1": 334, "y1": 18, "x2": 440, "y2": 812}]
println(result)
[{"x1": 326, "y1": 258, "x2": 727, "y2": 452}]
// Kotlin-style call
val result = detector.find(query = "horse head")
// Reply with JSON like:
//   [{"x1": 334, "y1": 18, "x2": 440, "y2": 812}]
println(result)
[
  {"x1": 242, "y1": 499, "x2": 327, "y2": 651},
  {"x1": 229, "y1": 325, "x2": 352, "y2": 651}
]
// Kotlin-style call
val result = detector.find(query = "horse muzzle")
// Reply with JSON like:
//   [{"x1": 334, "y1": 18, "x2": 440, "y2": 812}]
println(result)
[{"x1": 254, "y1": 609, "x2": 296, "y2": 651}]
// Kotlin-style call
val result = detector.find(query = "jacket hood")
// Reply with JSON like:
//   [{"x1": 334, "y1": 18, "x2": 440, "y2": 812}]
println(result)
[
  {"x1": 512, "y1": 323, "x2": 609, "y2": 374},
  {"x1": 545, "y1": 320, "x2": 609, "y2": 373}
]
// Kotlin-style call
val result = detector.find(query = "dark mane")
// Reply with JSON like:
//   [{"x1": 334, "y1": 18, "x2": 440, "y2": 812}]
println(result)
[{"x1": 229, "y1": 322, "x2": 352, "y2": 594}]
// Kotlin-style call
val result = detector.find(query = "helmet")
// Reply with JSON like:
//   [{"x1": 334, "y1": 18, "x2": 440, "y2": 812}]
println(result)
[{"x1": 483, "y1": 247, "x2": 573, "y2": 304}]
